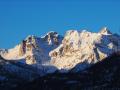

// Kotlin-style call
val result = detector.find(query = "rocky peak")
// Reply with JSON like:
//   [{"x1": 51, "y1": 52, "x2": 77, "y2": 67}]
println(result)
[
  {"x1": 17, "y1": 31, "x2": 63, "y2": 65},
  {"x1": 1, "y1": 31, "x2": 63, "y2": 65},
  {"x1": 2, "y1": 28, "x2": 120, "y2": 73},
  {"x1": 99, "y1": 27, "x2": 112, "y2": 35},
  {"x1": 17, "y1": 35, "x2": 38, "y2": 64},
  {"x1": 42, "y1": 31, "x2": 63, "y2": 45},
  {"x1": 50, "y1": 29, "x2": 120, "y2": 70}
]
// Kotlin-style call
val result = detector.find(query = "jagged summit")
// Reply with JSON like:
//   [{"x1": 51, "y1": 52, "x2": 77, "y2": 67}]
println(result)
[
  {"x1": 50, "y1": 29, "x2": 120, "y2": 70},
  {"x1": 1, "y1": 31, "x2": 63, "y2": 65},
  {"x1": 1, "y1": 28, "x2": 120, "y2": 73},
  {"x1": 41, "y1": 31, "x2": 58, "y2": 37},
  {"x1": 1, "y1": 28, "x2": 120, "y2": 89},
  {"x1": 41, "y1": 31, "x2": 63, "y2": 45},
  {"x1": 99, "y1": 27, "x2": 112, "y2": 35},
  {"x1": 41, "y1": 31, "x2": 59, "y2": 40}
]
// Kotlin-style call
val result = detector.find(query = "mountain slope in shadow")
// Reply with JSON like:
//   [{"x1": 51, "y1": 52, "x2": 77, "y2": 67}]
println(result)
[{"x1": 15, "y1": 52, "x2": 120, "y2": 90}]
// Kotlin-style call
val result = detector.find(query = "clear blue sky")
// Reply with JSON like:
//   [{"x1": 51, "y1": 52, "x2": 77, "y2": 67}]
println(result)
[{"x1": 0, "y1": 0, "x2": 120, "y2": 49}]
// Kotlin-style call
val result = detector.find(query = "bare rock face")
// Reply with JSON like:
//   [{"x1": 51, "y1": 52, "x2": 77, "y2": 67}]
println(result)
[
  {"x1": 50, "y1": 28, "x2": 120, "y2": 70},
  {"x1": 26, "y1": 55, "x2": 36, "y2": 65},
  {"x1": 42, "y1": 31, "x2": 62, "y2": 45},
  {"x1": 25, "y1": 35, "x2": 37, "y2": 64},
  {"x1": 19, "y1": 40, "x2": 26, "y2": 56}
]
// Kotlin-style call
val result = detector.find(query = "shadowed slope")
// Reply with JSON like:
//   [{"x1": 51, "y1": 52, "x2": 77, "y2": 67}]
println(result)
[{"x1": 15, "y1": 52, "x2": 120, "y2": 90}]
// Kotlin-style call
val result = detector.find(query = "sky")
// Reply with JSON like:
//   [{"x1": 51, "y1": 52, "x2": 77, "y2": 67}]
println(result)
[{"x1": 0, "y1": 0, "x2": 120, "y2": 48}]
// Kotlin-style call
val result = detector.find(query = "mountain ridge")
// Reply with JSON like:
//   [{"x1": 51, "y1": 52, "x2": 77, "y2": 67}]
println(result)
[
  {"x1": 50, "y1": 27, "x2": 120, "y2": 71},
  {"x1": 0, "y1": 28, "x2": 120, "y2": 74},
  {"x1": 1, "y1": 27, "x2": 120, "y2": 89}
]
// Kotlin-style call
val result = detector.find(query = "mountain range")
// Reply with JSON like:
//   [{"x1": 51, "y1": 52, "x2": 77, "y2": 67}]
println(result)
[{"x1": 0, "y1": 27, "x2": 120, "y2": 89}]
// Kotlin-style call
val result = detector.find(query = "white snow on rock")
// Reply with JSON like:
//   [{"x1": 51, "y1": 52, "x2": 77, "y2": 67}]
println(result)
[
  {"x1": 1, "y1": 45, "x2": 25, "y2": 60},
  {"x1": 1, "y1": 31, "x2": 63, "y2": 65},
  {"x1": 50, "y1": 27, "x2": 120, "y2": 71},
  {"x1": 0, "y1": 28, "x2": 120, "y2": 74}
]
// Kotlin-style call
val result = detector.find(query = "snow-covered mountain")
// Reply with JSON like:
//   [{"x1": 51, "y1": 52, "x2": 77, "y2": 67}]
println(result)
[
  {"x1": 50, "y1": 27, "x2": 120, "y2": 71},
  {"x1": 0, "y1": 31, "x2": 63, "y2": 85},
  {"x1": 0, "y1": 28, "x2": 120, "y2": 75},
  {"x1": 1, "y1": 31, "x2": 63, "y2": 65}
]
